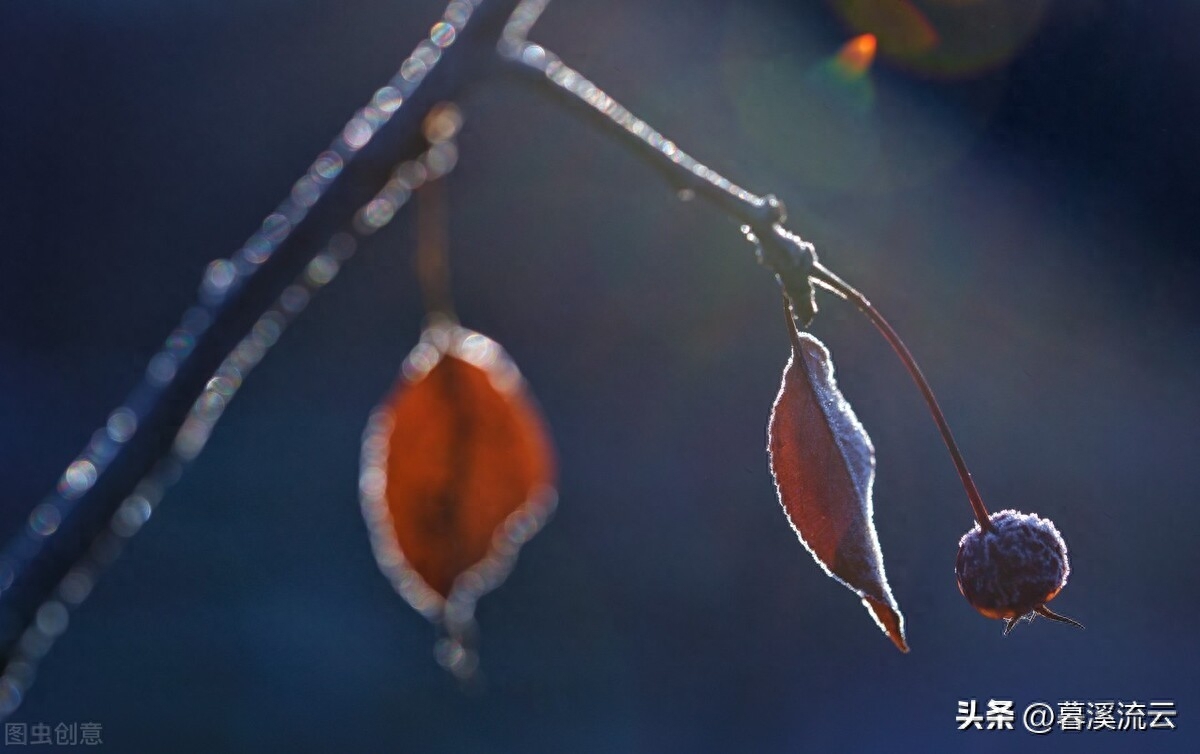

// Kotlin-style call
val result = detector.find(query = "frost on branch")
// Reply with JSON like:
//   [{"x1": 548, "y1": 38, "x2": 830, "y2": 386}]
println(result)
[{"x1": 767, "y1": 311, "x2": 907, "y2": 652}]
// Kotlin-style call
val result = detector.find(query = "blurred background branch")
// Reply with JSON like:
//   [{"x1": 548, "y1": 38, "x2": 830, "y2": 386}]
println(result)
[
  {"x1": 0, "y1": 0, "x2": 830, "y2": 717},
  {"x1": 0, "y1": 0, "x2": 523, "y2": 717}
]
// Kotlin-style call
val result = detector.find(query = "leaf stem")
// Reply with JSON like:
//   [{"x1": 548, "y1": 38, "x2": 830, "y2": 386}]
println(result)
[
  {"x1": 417, "y1": 178, "x2": 457, "y2": 321},
  {"x1": 809, "y1": 262, "x2": 993, "y2": 532}
]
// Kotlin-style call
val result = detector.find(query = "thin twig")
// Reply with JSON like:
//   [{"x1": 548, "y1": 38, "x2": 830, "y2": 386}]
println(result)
[{"x1": 498, "y1": 38, "x2": 819, "y2": 323}]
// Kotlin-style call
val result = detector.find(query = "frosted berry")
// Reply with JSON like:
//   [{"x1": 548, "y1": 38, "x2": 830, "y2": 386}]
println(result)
[{"x1": 955, "y1": 509, "x2": 1082, "y2": 633}]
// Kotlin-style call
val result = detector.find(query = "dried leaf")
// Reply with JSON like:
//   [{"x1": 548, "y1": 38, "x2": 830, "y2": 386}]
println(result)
[
  {"x1": 360, "y1": 321, "x2": 556, "y2": 632},
  {"x1": 768, "y1": 314, "x2": 908, "y2": 652}
]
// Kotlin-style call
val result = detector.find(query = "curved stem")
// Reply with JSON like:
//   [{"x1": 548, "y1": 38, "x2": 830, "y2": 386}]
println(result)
[{"x1": 809, "y1": 261, "x2": 993, "y2": 532}]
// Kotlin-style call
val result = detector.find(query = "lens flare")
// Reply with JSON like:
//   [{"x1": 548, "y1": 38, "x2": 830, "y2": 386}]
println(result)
[
  {"x1": 835, "y1": 33, "x2": 877, "y2": 77},
  {"x1": 828, "y1": 0, "x2": 1049, "y2": 78}
]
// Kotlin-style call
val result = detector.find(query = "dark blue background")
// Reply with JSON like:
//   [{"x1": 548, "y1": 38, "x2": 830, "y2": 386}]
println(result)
[{"x1": 1, "y1": 0, "x2": 1198, "y2": 751}]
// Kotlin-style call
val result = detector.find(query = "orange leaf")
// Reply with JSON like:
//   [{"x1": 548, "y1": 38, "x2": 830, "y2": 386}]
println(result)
[
  {"x1": 768, "y1": 315, "x2": 908, "y2": 652},
  {"x1": 361, "y1": 321, "x2": 556, "y2": 631}
]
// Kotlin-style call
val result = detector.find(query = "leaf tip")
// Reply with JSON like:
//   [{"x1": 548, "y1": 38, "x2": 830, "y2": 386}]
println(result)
[{"x1": 862, "y1": 594, "x2": 908, "y2": 653}]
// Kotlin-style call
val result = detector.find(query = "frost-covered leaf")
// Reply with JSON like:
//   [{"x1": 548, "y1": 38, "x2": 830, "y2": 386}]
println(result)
[{"x1": 768, "y1": 314, "x2": 908, "y2": 652}]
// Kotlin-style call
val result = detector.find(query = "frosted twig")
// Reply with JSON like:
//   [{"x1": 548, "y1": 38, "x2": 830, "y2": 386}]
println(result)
[{"x1": 498, "y1": 37, "x2": 818, "y2": 322}]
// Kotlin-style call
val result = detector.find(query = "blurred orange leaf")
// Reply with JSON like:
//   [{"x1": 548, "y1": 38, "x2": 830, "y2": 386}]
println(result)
[
  {"x1": 361, "y1": 321, "x2": 556, "y2": 628},
  {"x1": 768, "y1": 313, "x2": 908, "y2": 652}
]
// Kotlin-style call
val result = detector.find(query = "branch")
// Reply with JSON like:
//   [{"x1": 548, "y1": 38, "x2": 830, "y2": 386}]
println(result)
[
  {"x1": 0, "y1": 0, "x2": 522, "y2": 718},
  {"x1": 497, "y1": 35, "x2": 819, "y2": 323}
]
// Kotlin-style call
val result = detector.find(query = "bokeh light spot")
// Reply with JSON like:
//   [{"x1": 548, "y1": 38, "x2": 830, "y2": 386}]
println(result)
[
  {"x1": 430, "y1": 21, "x2": 457, "y2": 48},
  {"x1": 836, "y1": 33, "x2": 877, "y2": 77}
]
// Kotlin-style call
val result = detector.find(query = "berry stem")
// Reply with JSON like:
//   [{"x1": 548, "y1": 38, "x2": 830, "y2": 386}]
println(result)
[{"x1": 808, "y1": 261, "x2": 993, "y2": 532}]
